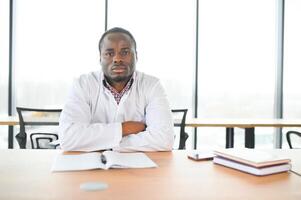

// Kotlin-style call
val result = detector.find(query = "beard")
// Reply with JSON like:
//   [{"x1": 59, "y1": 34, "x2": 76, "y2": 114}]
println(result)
[
  {"x1": 109, "y1": 74, "x2": 132, "y2": 83},
  {"x1": 104, "y1": 63, "x2": 135, "y2": 84}
]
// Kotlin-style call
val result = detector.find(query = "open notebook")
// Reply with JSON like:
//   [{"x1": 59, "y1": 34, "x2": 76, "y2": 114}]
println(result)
[{"x1": 51, "y1": 151, "x2": 157, "y2": 172}]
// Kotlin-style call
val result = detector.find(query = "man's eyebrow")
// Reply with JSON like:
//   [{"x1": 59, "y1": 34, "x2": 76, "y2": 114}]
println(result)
[
  {"x1": 104, "y1": 48, "x2": 114, "y2": 52},
  {"x1": 103, "y1": 47, "x2": 131, "y2": 52},
  {"x1": 121, "y1": 47, "x2": 131, "y2": 51}
]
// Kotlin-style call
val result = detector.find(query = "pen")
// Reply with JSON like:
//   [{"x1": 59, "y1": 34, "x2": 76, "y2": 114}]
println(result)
[{"x1": 101, "y1": 154, "x2": 107, "y2": 164}]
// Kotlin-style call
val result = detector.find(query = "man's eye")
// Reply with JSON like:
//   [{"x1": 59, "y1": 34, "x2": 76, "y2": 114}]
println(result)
[
  {"x1": 105, "y1": 52, "x2": 114, "y2": 57},
  {"x1": 120, "y1": 50, "x2": 130, "y2": 56}
]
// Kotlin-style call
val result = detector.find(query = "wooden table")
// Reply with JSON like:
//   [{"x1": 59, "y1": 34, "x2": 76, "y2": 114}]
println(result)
[
  {"x1": 183, "y1": 118, "x2": 301, "y2": 148},
  {"x1": 0, "y1": 149, "x2": 301, "y2": 200},
  {"x1": 0, "y1": 116, "x2": 18, "y2": 125},
  {"x1": 0, "y1": 115, "x2": 59, "y2": 149},
  {"x1": 0, "y1": 115, "x2": 59, "y2": 125},
  {"x1": 2, "y1": 116, "x2": 301, "y2": 149},
  {"x1": 0, "y1": 116, "x2": 18, "y2": 149}
]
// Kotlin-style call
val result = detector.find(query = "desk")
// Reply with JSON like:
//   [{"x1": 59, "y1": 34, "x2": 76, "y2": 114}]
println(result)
[
  {"x1": 0, "y1": 116, "x2": 18, "y2": 149},
  {"x1": 184, "y1": 118, "x2": 301, "y2": 148},
  {"x1": 0, "y1": 115, "x2": 59, "y2": 126},
  {"x1": 0, "y1": 116, "x2": 18, "y2": 125},
  {"x1": 0, "y1": 150, "x2": 301, "y2": 200},
  {"x1": 0, "y1": 115, "x2": 59, "y2": 148},
  {"x1": 2, "y1": 116, "x2": 301, "y2": 149}
]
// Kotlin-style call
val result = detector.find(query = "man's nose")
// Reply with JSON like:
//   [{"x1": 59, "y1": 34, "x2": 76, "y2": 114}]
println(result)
[{"x1": 113, "y1": 53, "x2": 122, "y2": 64}]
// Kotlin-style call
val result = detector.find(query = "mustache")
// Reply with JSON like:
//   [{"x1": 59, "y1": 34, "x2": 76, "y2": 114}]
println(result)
[{"x1": 112, "y1": 64, "x2": 128, "y2": 69}]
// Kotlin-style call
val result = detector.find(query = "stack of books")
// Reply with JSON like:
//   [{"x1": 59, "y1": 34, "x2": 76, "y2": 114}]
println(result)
[{"x1": 213, "y1": 148, "x2": 291, "y2": 176}]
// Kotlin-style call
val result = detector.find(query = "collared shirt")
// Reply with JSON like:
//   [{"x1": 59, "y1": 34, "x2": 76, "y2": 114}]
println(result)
[
  {"x1": 103, "y1": 76, "x2": 134, "y2": 105},
  {"x1": 59, "y1": 70, "x2": 174, "y2": 152}
]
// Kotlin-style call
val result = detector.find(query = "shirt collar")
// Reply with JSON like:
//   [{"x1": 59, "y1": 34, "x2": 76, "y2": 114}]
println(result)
[
  {"x1": 102, "y1": 73, "x2": 134, "y2": 91},
  {"x1": 102, "y1": 73, "x2": 134, "y2": 104}
]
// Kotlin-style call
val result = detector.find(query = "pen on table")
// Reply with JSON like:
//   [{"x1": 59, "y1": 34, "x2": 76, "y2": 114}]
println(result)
[{"x1": 101, "y1": 154, "x2": 107, "y2": 164}]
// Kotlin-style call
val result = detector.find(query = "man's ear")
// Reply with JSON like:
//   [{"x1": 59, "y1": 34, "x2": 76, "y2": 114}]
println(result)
[
  {"x1": 99, "y1": 51, "x2": 102, "y2": 62},
  {"x1": 135, "y1": 51, "x2": 138, "y2": 61}
]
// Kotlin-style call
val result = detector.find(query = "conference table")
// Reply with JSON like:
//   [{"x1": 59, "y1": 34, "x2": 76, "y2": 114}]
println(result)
[
  {"x1": 0, "y1": 116, "x2": 20, "y2": 149},
  {"x1": 183, "y1": 118, "x2": 301, "y2": 148},
  {"x1": 2, "y1": 116, "x2": 301, "y2": 149},
  {"x1": 0, "y1": 149, "x2": 301, "y2": 200},
  {"x1": 0, "y1": 115, "x2": 18, "y2": 125},
  {"x1": 0, "y1": 115, "x2": 59, "y2": 149},
  {"x1": 0, "y1": 115, "x2": 59, "y2": 125}
]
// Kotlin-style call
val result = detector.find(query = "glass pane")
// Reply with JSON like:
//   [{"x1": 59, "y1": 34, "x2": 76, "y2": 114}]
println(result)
[
  {"x1": 283, "y1": 0, "x2": 301, "y2": 148},
  {"x1": 108, "y1": 0, "x2": 196, "y2": 149},
  {"x1": 198, "y1": 0, "x2": 276, "y2": 148},
  {"x1": 0, "y1": 0, "x2": 9, "y2": 148},
  {"x1": 14, "y1": 0, "x2": 105, "y2": 108}
]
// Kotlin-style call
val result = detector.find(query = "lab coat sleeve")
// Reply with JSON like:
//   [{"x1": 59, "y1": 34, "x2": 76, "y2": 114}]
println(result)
[
  {"x1": 58, "y1": 77, "x2": 122, "y2": 151},
  {"x1": 114, "y1": 80, "x2": 175, "y2": 152}
]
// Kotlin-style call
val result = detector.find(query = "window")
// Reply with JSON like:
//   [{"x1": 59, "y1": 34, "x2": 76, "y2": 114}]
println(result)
[
  {"x1": 108, "y1": 0, "x2": 196, "y2": 148},
  {"x1": 0, "y1": 0, "x2": 9, "y2": 148},
  {"x1": 1, "y1": 0, "x2": 295, "y2": 150},
  {"x1": 283, "y1": 0, "x2": 301, "y2": 148},
  {"x1": 197, "y1": 0, "x2": 276, "y2": 148},
  {"x1": 14, "y1": 0, "x2": 105, "y2": 108}
]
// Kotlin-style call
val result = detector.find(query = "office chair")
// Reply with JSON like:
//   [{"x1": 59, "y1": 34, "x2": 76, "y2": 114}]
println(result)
[
  {"x1": 172, "y1": 109, "x2": 189, "y2": 150},
  {"x1": 15, "y1": 107, "x2": 62, "y2": 149},
  {"x1": 286, "y1": 131, "x2": 301, "y2": 149}
]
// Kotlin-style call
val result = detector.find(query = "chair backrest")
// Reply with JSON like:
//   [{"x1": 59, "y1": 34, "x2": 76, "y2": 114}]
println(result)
[
  {"x1": 286, "y1": 131, "x2": 301, "y2": 149},
  {"x1": 16, "y1": 107, "x2": 62, "y2": 149},
  {"x1": 172, "y1": 109, "x2": 188, "y2": 150}
]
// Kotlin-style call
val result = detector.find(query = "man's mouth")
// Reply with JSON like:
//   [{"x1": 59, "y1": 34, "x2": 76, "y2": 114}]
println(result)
[
  {"x1": 112, "y1": 68, "x2": 125, "y2": 73},
  {"x1": 112, "y1": 65, "x2": 127, "y2": 73}
]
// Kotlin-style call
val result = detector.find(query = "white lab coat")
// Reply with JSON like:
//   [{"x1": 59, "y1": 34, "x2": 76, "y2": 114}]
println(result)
[{"x1": 59, "y1": 71, "x2": 174, "y2": 152}]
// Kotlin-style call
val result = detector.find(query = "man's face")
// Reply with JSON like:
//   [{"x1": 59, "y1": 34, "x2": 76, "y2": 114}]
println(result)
[{"x1": 100, "y1": 32, "x2": 137, "y2": 84}]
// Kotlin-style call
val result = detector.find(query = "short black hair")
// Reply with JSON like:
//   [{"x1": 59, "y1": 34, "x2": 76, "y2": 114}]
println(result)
[{"x1": 98, "y1": 27, "x2": 137, "y2": 54}]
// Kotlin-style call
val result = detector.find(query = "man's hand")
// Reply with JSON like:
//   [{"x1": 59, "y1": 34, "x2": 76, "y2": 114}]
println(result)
[{"x1": 122, "y1": 121, "x2": 146, "y2": 136}]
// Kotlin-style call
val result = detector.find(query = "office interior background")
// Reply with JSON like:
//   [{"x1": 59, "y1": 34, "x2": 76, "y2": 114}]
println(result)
[{"x1": 0, "y1": 0, "x2": 301, "y2": 149}]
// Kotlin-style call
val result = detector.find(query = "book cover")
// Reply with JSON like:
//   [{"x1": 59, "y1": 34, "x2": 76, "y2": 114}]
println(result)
[
  {"x1": 213, "y1": 148, "x2": 291, "y2": 168},
  {"x1": 213, "y1": 156, "x2": 291, "y2": 176},
  {"x1": 51, "y1": 151, "x2": 157, "y2": 172}
]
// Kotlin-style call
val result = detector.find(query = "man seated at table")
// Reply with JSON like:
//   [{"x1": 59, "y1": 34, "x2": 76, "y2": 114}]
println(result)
[{"x1": 58, "y1": 27, "x2": 174, "y2": 152}]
